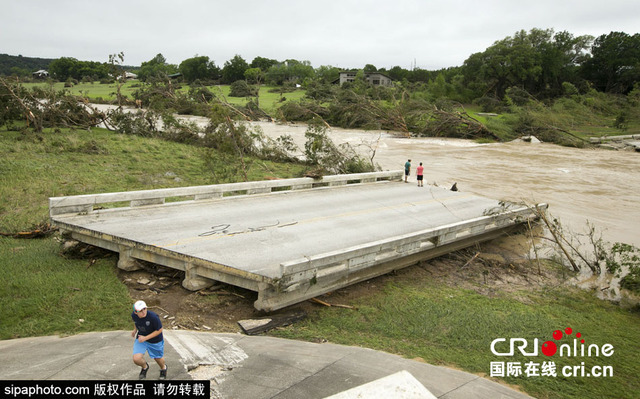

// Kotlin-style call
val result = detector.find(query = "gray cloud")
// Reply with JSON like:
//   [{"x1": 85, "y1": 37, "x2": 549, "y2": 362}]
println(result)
[{"x1": 2, "y1": 0, "x2": 638, "y2": 69}]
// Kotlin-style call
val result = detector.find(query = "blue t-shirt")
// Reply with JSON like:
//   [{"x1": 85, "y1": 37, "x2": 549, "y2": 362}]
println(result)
[{"x1": 131, "y1": 310, "x2": 163, "y2": 343}]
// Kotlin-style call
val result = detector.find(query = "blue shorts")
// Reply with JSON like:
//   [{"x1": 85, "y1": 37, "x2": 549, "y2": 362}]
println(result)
[{"x1": 133, "y1": 339, "x2": 164, "y2": 359}]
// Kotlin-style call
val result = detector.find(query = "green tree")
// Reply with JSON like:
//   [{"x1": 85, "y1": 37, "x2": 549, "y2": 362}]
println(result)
[
  {"x1": 138, "y1": 53, "x2": 178, "y2": 81},
  {"x1": 582, "y1": 31, "x2": 640, "y2": 94},
  {"x1": 48, "y1": 57, "x2": 78, "y2": 81},
  {"x1": 265, "y1": 59, "x2": 314, "y2": 85},
  {"x1": 222, "y1": 55, "x2": 249, "y2": 84},
  {"x1": 48, "y1": 57, "x2": 110, "y2": 81},
  {"x1": 429, "y1": 73, "x2": 451, "y2": 99},
  {"x1": 287, "y1": 59, "x2": 314, "y2": 83},
  {"x1": 250, "y1": 56, "x2": 279, "y2": 71},
  {"x1": 314, "y1": 65, "x2": 340, "y2": 84},
  {"x1": 179, "y1": 56, "x2": 220, "y2": 83},
  {"x1": 265, "y1": 63, "x2": 287, "y2": 85},
  {"x1": 229, "y1": 80, "x2": 258, "y2": 97},
  {"x1": 9, "y1": 67, "x2": 30, "y2": 77},
  {"x1": 388, "y1": 66, "x2": 409, "y2": 81},
  {"x1": 462, "y1": 28, "x2": 592, "y2": 99},
  {"x1": 407, "y1": 68, "x2": 432, "y2": 83},
  {"x1": 244, "y1": 67, "x2": 264, "y2": 84},
  {"x1": 363, "y1": 64, "x2": 377, "y2": 73}
]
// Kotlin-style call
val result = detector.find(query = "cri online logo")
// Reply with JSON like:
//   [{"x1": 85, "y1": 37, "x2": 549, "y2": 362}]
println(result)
[{"x1": 491, "y1": 327, "x2": 614, "y2": 358}]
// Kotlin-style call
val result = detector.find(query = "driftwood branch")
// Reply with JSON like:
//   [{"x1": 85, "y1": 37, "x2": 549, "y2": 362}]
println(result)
[
  {"x1": 536, "y1": 210, "x2": 580, "y2": 272},
  {"x1": 461, "y1": 252, "x2": 480, "y2": 269},
  {"x1": 309, "y1": 297, "x2": 355, "y2": 309}
]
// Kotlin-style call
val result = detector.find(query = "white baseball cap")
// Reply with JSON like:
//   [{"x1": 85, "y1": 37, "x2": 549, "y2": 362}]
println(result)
[{"x1": 133, "y1": 300, "x2": 147, "y2": 312}]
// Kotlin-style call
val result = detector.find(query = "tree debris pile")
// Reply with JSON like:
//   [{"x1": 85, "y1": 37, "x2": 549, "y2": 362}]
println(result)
[
  {"x1": 1, "y1": 77, "x2": 104, "y2": 132},
  {"x1": 278, "y1": 86, "x2": 497, "y2": 140}
]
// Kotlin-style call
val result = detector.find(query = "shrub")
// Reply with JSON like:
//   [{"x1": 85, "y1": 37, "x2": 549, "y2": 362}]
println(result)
[
  {"x1": 474, "y1": 96, "x2": 502, "y2": 112},
  {"x1": 562, "y1": 81, "x2": 579, "y2": 96},
  {"x1": 229, "y1": 80, "x2": 257, "y2": 97}
]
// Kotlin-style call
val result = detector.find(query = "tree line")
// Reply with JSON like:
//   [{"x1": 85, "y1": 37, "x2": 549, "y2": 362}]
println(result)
[{"x1": 1, "y1": 28, "x2": 638, "y2": 103}]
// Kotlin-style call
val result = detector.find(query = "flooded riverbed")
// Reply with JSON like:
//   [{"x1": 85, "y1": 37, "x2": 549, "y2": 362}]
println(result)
[
  {"x1": 250, "y1": 121, "x2": 640, "y2": 302},
  {"x1": 91, "y1": 104, "x2": 639, "y2": 247},
  {"x1": 250, "y1": 121, "x2": 640, "y2": 249},
  {"x1": 91, "y1": 103, "x2": 639, "y2": 299}
]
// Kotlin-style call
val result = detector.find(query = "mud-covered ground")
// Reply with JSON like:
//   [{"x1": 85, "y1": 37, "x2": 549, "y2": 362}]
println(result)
[{"x1": 116, "y1": 233, "x2": 567, "y2": 334}]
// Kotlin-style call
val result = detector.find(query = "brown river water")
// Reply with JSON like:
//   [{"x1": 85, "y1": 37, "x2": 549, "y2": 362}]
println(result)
[
  {"x1": 250, "y1": 121, "x2": 640, "y2": 248},
  {"x1": 93, "y1": 105, "x2": 640, "y2": 297},
  {"x1": 250, "y1": 121, "x2": 640, "y2": 301}
]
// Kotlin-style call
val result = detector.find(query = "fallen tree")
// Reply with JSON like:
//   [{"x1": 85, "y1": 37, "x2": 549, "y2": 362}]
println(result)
[
  {"x1": 1, "y1": 77, "x2": 103, "y2": 132},
  {"x1": 278, "y1": 88, "x2": 497, "y2": 140}
]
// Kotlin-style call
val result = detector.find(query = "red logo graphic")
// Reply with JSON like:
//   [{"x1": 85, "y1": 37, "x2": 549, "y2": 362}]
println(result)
[{"x1": 542, "y1": 327, "x2": 584, "y2": 357}]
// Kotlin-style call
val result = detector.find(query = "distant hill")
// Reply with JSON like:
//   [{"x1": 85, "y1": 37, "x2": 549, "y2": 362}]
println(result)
[{"x1": 0, "y1": 53, "x2": 55, "y2": 76}]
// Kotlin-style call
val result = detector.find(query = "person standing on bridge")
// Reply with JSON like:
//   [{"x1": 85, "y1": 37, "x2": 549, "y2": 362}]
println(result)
[
  {"x1": 416, "y1": 162, "x2": 424, "y2": 187},
  {"x1": 131, "y1": 300, "x2": 167, "y2": 380},
  {"x1": 404, "y1": 159, "x2": 411, "y2": 182}
]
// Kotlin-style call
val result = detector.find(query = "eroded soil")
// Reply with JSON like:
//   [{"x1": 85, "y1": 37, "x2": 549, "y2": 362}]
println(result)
[{"x1": 113, "y1": 233, "x2": 569, "y2": 334}]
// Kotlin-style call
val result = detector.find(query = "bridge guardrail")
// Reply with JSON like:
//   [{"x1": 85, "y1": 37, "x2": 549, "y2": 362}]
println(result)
[
  {"x1": 49, "y1": 170, "x2": 403, "y2": 217},
  {"x1": 278, "y1": 203, "x2": 548, "y2": 293}
]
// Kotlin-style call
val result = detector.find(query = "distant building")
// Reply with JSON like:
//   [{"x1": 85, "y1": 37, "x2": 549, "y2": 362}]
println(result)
[
  {"x1": 114, "y1": 71, "x2": 138, "y2": 81},
  {"x1": 337, "y1": 71, "x2": 393, "y2": 86},
  {"x1": 32, "y1": 69, "x2": 49, "y2": 78}
]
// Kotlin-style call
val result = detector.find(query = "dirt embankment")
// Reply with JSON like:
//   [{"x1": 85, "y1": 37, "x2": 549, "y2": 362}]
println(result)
[{"x1": 111, "y1": 233, "x2": 569, "y2": 333}]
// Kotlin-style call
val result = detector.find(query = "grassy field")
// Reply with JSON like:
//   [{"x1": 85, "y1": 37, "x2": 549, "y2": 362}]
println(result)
[
  {"x1": 22, "y1": 81, "x2": 306, "y2": 115},
  {"x1": 0, "y1": 125, "x2": 307, "y2": 338},
  {"x1": 1, "y1": 237, "x2": 131, "y2": 338},
  {"x1": 465, "y1": 102, "x2": 640, "y2": 143},
  {"x1": 1, "y1": 123, "x2": 639, "y2": 398},
  {"x1": 0, "y1": 127, "x2": 306, "y2": 232},
  {"x1": 20, "y1": 81, "x2": 636, "y2": 142},
  {"x1": 271, "y1": 264, "x2": 640, "y2": 399},
  {"x1": 23, "y1": 80, "x2": 140, "y2": 102}
]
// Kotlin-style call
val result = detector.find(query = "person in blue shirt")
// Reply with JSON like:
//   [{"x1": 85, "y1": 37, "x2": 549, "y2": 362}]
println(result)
[{"x1": 131, "y1": 300, "x2": 167, "y2": 380}]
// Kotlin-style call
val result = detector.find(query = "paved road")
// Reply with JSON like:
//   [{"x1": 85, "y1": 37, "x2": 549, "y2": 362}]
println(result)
[{"x1": 0, "y1": 331, "x2": 532, "y2": 399}]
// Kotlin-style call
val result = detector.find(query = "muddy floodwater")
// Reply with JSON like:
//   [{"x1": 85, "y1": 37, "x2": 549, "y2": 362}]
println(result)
[
  {"x1": 92, "y1": 104, "x2": 639, "y2": 299},
  {"x1": 92, "y1": 105, "x2": 640, "y2": 248},
  {"x1": 250, "y1": 121, "x2": 640, "y2": 249}
]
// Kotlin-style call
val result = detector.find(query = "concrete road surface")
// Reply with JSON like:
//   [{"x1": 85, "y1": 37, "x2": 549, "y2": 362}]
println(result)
[{"x1": 0, "y1": 331, "x2": 532, "y2": 399}]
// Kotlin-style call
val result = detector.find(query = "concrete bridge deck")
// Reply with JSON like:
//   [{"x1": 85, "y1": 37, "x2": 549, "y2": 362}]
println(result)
[{"x1": 50, "y1": 171, "x2": 546, "y2": 311}]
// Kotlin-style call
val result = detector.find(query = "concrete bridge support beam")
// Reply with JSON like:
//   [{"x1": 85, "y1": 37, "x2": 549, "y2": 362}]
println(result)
[
  {"x1": 117, "y1": 246, "x2": 142, "y2": 271},
  {"x1": 182, "y1": 262, "x2": 216, "y2": 291}
]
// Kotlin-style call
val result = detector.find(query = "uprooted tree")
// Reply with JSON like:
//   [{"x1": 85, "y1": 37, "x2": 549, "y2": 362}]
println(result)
[
  {"x1": 278, "y1": 86, "x2": 497, "y2": 140},
  {"x1": 528, "y1": 206, "x2": 640, "y2": 297},
  {"x1": 303, "y1": 120, "x2": 379, "y2": 175},
  {"x1": 1, "y1": 77, "x2": 104, "y2": 132}
]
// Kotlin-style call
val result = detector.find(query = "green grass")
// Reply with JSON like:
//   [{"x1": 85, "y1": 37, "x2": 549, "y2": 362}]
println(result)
[
  {"x1": 0, "y1": 125, "x2": 307, "y2": 338},
  {"x1": 21, "y1": 81, "x2": 306, "y2": 115},
  {"x1": 466, "y1": 96, "x2": 640, "y2": 143},
  {"x1": 23, "y1": 81, "x2": 140, "y2": 102},
  {"x1": 271, "y1": 271, "x2": 640, "y2": 399},
  {"x1": 0, "y1": 127, "x2": 306, "y2": 232},
  {"x1": 0, "y1": 238, "x2": 131, "y2": 339}
]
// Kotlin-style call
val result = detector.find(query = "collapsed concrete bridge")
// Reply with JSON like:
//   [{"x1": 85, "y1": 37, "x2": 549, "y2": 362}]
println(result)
[{"x1": 50, "y1": 171, "x2": 547, "y2": 311}]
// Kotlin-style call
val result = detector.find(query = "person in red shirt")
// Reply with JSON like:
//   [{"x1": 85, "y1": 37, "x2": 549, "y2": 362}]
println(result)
[{"x1": 416, "y1": 162, "x2": 424, "y2": 187}]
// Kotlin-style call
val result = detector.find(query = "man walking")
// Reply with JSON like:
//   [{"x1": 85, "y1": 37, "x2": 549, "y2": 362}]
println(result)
[
  {"x1": 131, "y1": 300, "x2": 167, "y2": 380},
  {"x1": 404, "y1": 159, "x2": 411, "y2": 183}
]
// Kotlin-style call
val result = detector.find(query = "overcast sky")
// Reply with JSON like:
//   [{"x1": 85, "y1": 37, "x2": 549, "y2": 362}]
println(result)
[{"x1": 2, "y1": 0, "x2": 638, "y2": 70}]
